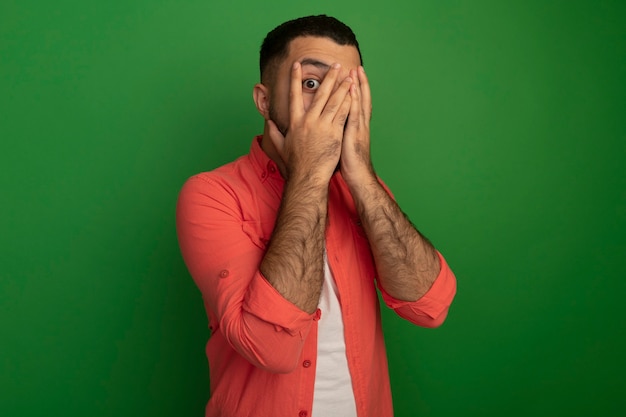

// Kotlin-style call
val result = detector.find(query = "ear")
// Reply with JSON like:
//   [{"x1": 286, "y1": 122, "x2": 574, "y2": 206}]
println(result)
[{"x1": 253, "y1": 83, "x2": 270, "y2": 119}]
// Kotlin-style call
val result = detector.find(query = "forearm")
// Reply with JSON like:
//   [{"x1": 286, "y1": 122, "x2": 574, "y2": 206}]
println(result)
[
  {"x1": 260, "y1": 177, "x2": 328, "y2": 313},
  {"x1": 351, "y1": 176, "x2": 440, "y2": 302}
]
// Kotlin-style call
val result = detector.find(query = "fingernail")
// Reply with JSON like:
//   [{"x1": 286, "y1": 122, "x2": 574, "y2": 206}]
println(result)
[
  {"x1": 333, "y1": 63, "x2": 341, "y2": 69},
  {"x1": 293, "y1": 62, "x2": 300, "y2": 69}
]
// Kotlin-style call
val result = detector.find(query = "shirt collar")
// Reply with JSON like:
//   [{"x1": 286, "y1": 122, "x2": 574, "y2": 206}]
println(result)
[{"x1": 249, "y1": 135, "x2": 283, "y2": 184}]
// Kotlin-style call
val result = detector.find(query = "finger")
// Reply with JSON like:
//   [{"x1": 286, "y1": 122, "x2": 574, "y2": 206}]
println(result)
[
  {"x1": 267, "y1": 119, "x2": 286, "y2": 159},
  {"x1": 351, "y1": 68, "x2": 361, "y2": 113},
  {"x1": 333, "y1": 86, "x2": 352, "y2": 127},
  {"x1": 321, "y1": 75, "x2": 353, "y2": 121},
  {"x1": 344, "y1": 82, "x2": 361, "y2": 137},
  {"x1": 289, "y1": 62, "x2": 304, "y2": 121},
  {"x1": 307, "y1": 63, "x2": 342, "y2": 116},
  {"x1": 358, "y1": 66, "x2": 372, "y2": 124},
  {"x1": 351, "y1": 69, "x2": 362, "y2": 126}
]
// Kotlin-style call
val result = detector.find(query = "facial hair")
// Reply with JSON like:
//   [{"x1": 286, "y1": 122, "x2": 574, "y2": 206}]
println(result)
[{"x1": 268, "y1": 103, "x2": 289, "y2": 137}]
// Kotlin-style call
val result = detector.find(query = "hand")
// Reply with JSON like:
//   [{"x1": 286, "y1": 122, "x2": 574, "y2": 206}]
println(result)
[
  {"x1": 341, "y1": 66, "x2": 375, "y2": 187},
  {"x1": 268, "y1": 62, "x2": 353, "y2": 184}
]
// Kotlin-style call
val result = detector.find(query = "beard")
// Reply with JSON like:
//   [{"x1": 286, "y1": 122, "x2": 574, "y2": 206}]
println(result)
[{"x1": 268, "y1": 103, "x2": 289, "y2": 137}]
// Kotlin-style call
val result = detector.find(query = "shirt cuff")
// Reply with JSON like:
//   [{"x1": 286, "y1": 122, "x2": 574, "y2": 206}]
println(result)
[
  {"x1": 380, "y1": 251, "x2": 456, "y2": 320},
  {"x1": 244, "y1": 270, "x2": 319, "y2": 337}
]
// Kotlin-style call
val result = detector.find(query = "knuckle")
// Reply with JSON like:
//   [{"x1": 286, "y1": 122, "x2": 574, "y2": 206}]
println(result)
[{"x1": 324, "y1": 102, "x2": 338, "y2": 114}]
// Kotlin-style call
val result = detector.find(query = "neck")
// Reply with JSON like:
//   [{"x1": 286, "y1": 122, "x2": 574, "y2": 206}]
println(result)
[{"x1": 260, "y1": 122, "x2": 288, "y2": 179}]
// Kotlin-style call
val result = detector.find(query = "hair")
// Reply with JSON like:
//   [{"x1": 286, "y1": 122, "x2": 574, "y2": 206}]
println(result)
[{"x1": 259, "y1": 15, "x2": 362, "y2": 83}]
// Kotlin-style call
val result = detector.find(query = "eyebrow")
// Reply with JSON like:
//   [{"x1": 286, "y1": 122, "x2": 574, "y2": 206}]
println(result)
[{"x1": 300, "y1": 58, "x2": 331, "y2": 70}]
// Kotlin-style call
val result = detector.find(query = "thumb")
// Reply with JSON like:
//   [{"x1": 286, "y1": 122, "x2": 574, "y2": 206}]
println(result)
[{"x1": 267, "y1": 119, "x2": 286, "y2": 159}]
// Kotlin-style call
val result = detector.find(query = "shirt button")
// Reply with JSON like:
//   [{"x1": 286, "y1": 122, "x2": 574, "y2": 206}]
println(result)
[
  {"x1": 302, "y1": 360, "x2": 311, "y2": 368},
  {"x1": 261, "y1": 171, "x2": 267, "y2": 178},
  {"x1": 219, "y1": 269, "x2": 229, "y2": 278},
  {"x1": 299, "y1": 411, "x2": 307, "y2": 417},
  {"x1": 269, "y1": 164, "x2": 276, "y2": 173}
]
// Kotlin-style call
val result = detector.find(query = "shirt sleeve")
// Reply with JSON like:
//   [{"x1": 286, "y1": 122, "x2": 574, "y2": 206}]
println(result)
[
  {"x1": 374, "y1": 177, "x2": 457, "y2": 328},
  {"x1": 176, "y1": 175, "x2": 317, "y2": 373},
  {"x1": 378, "y1": 251, "x2": 457, "y2": 328}
]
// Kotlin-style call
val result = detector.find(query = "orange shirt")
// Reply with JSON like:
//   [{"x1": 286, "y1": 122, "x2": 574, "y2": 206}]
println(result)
[{"x1": 176, "y1": 137, "x2": 457, "y2": 417}]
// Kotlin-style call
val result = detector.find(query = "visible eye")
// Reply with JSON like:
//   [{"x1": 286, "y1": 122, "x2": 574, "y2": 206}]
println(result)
[{"x1": 302, "y1": 79, "x2": 321, "y2": 90}]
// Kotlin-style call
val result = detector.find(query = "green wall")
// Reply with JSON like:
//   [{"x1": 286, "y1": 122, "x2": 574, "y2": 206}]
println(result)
[{"x1": 1, "y1": 1, "x2": 624, "y2": 416}]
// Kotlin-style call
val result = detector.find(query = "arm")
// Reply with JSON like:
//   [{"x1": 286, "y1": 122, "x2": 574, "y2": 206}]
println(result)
[
  {"x1": 261, "y1": 61, "x2": 354, "y2": 313},
  {"x1": 349, "y1": 177, "x2": 441, "y2": 302},
  {"x1": 176, "y1": 177, "x2": 316, "y2": 373},
  {"x1": 258, "y1": 177, "x2": 328, "y2": 314},
  {"x1": 340, "y1": 67, "x2": 456, "y2": 324}
]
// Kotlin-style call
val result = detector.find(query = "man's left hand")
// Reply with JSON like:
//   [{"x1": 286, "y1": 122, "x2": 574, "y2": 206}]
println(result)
[{"x1": 340, "y1": 66, "x2": 375, "y2": 187}]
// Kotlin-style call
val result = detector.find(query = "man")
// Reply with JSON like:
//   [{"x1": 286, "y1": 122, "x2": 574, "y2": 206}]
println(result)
[{"x1": 176, "y1": 15, "x2": 456, "y2": 417}]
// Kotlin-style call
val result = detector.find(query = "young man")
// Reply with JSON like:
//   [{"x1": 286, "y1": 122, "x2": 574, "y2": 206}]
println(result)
[{"x1": 176, "y1": 15, "x2": 456, "y2": 417}]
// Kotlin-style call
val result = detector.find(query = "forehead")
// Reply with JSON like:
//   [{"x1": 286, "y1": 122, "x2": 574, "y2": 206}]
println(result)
[{"x1": 284, "y1": 36, "x2": 361, "y2": 70}]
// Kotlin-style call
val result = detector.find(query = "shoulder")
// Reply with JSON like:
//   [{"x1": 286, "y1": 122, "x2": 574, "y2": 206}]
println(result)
[{"x1": 180, "y1": 154, "x2": 254, "y2": 199}]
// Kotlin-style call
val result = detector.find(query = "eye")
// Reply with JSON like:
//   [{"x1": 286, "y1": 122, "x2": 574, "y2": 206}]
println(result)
[{"x1": 302, "y1": 79, "x2": 321, "y2": 90}]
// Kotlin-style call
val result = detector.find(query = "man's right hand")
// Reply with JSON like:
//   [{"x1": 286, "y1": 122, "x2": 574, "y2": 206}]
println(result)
[{"x1": 268, "y1": 61, "x2": 353, "y2": 185}]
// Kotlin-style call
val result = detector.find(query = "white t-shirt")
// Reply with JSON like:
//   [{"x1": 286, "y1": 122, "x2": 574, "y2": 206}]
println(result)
[{"x1": 311, "y1": 251, "x2": 358, "y2": 417}]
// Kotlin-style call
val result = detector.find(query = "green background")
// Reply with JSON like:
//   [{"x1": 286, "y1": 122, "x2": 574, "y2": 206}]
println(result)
[{"x1": 1, "y1": 1, "x2": 624, "y2": 416}]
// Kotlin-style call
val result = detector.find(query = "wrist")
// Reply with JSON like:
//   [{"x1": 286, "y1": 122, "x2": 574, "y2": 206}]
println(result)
[
  {"x1": 342, "y1": 164, "x2": 377, "y2": 190},
  {"x1": 287, "y1": 167, "x2": 334, "y2": 189},
  {"x1": 285, "y1": 173, "x2": 331, "y2": 195}
]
